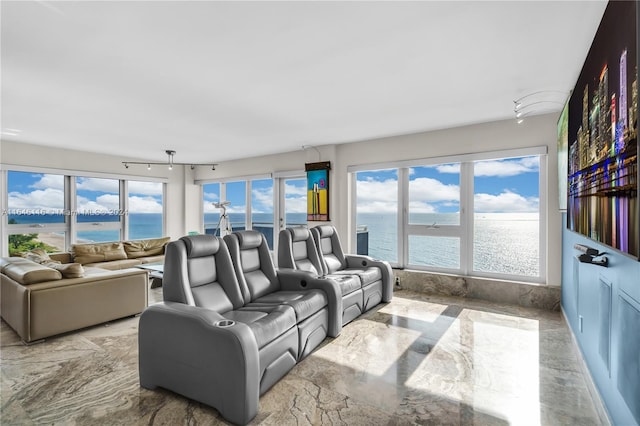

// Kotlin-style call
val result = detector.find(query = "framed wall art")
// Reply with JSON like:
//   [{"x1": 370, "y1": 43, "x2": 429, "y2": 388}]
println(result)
[{"x1": 305, "y1": 161, "x2": 330, "y2": 221}]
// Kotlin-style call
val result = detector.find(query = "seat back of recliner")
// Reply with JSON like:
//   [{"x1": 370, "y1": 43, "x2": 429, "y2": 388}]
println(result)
[
  {"x1": 311, "y1": 225, "x2": 347, "y2": 274},
  {"x1": 277, "y1": 227, "x2": 323, "y2": 276},
  {"x1": 163, "y1": 234, "x2": 244, "y2": 313},
  {"x1": 225, "y1": 230, "x2": 280, "y2": 303}
]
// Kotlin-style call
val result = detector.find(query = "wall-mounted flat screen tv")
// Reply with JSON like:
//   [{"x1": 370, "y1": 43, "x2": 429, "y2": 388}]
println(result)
[{"x1": 567, "y1": 0, "x2": 639, "y2": 259}]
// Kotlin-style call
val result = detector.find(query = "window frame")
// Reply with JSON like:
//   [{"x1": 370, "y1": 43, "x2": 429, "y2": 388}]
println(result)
[
  {"x1": 1, "y1": 165, "x2": 166, "y2": 256},
  {"x1": 349, "y1": 146, "x2": 547, "y2": 283}
]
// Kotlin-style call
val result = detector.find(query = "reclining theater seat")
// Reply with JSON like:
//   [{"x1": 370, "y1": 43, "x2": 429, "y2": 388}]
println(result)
[
  {"x1": 139, "y1": 235, "x2": 298, "y2": 425},
  {"x1": 311, "y1": 225, "x2": 394, "y2": 313},
  {"x1": 278, "y1": 227, "x2": 363, "y2": 326},
  {"x1": 224, "y1": 230, "x2": 341, "y2": 357}
]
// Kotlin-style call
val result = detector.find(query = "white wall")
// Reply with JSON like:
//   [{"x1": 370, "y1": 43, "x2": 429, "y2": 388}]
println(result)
[{"x1": 1, "y1": 112, "x2": 562, "y2": 284}]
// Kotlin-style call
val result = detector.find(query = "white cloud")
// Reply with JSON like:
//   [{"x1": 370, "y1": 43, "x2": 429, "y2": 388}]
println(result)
[
  {"x1": 409, "y1": 177, "x2": 459, "y2": 202},
  {"x1": 356, "y1": 178, "x2": 398, "y2": 213},
  {"x1": 474, "y1": 190, "x2": 539, "y2": 213},
  {"x1": 8, "y1": 188, "x2": 65, "y2": 212},
  {"x1": 433, "y1": 157, "x2": 539, "y2": 177},
  {"x1": 251, "y1": 186, "x2": 273, "y2": 214},
  {"x1": 284, "y1": 182, "x2": 307, "y2": 196},
  {"x1": 285, "y1": 196, "x2": 307, "y2": 214},
  {"x1": 408, "y1": 201, "x2": 437, "y2": 213},
  {"x1": 30, "y1": 174, "x2": 64, "y2": 190},
  {"x1": 77, "y1": 193, "x2": 120, "y2": 214},
  {"x1": 129, "y1": 181, "x2": 163, "y2": 196},
  {"x1": 474, "y1": 157, "x2": 539, "y2": 177},
  {"x1": 76, "y1": 177, "x2": 119, "y2": 192},
  {"x1": 435, "y1": 164, "x2": 461, "y2": 174},
  {"x1": 128, "y1": 196, "x2": 163, "y2": 213}
]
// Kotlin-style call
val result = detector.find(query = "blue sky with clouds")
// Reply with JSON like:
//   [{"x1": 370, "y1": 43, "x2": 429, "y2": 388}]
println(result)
[
  {"x1": 7, "y1": 171, "x2": 163, "y2": 214},
  {"x1": 357, "y1": 156, "x2": 540, "y2": 214}
]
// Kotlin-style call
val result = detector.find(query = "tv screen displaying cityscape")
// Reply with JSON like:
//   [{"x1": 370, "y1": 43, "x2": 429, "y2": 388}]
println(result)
[{"x1": 567, "y1": 0, "x2": 639, "y2": 259}]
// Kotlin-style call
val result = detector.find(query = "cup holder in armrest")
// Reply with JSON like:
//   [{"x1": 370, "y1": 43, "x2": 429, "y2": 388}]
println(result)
[{"x1": 215, "y1": 319, "x2": 235, "y2": 328}]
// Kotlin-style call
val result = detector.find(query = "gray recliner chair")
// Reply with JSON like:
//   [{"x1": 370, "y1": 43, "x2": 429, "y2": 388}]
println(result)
[
  {"x1": 278, "y1": 226, "x2": 364, "y2": 326},
  {"x1": 138, "y1": 234, "x2": 339, "y2": 425},
  {"x1": 311, "y1": 225, "x2": 393, "y2": 312},
  {"x1": 224, "y1": 230, "x2": 342, "y2": 352}
]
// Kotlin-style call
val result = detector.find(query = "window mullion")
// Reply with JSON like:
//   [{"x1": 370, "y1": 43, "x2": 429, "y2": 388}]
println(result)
[
  {"x1": 68, "y1": 176, "x2": 77, "y2": 248},
  {"x1": 399, "y1": 167, "x2": 408, "y2": 268},
  {"x1": 121, "y1": 180, "x2": 128, "y2": 241},
  {"x1": 539, "y1": 155, "x2": 547, "y2": 282},
  {"x1": 246, "y1": 180, "x2": 252, "y2": 231},
  {"x1": 460, "y1": 162, "x2": 474, "y2": 276}
]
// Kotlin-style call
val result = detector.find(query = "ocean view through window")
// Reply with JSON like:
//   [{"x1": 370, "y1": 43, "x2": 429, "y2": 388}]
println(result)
[
  {"x1": 353, "y1": 152, "x2": 544, "y2": 281},
  {"x1": 5, "y1": 170, "x2": 165, "y2": 255}
]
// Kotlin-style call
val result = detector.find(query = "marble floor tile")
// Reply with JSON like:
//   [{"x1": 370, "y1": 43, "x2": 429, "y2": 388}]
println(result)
[{"x1": 0, "y1": 289, "x2": 603, "y2": 425}]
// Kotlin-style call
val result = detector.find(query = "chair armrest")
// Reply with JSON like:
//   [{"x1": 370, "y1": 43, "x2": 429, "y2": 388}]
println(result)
[
  {"x1": 277, "y1": 269, "x2": 343, "y2": 337},
  {"x1": 345, "y1": 255, "x2": 394, "y2": 303},
  {"x1": 138, "y1": 302, "x2": 260, "y2": 425}
]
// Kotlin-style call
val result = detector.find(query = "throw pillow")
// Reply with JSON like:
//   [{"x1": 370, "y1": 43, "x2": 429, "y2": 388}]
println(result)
[
  {"x1": 72, "y1": 242, "x2": 128, "y2": 264},
  {"x1": 23, "y1": 248, "x2": 54, "y2": 264},
  {"x1": 123, "y1": 237, "x2": 170, "y2": 259},
  {"x1": 44, "y1": 261, "x2": 85, "y2": 279}
]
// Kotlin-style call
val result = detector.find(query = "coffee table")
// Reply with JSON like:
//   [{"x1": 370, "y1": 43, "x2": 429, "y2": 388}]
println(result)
[{"x1": 136, "y1": 263, "x2": 164, "y2": 288}]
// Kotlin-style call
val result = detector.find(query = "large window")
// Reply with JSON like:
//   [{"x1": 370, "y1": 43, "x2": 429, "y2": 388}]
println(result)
[
  {"x1": 202, "y1": 177, "x2": 277, "y2": 247},
  {"x1": 251, "y1": 178, "x2": 274, "y2": 247},
  {"x1": 6, "y1": 171, "x2": 67, "y2": 254},
  {"x1": 352, "y1": 149, "x2": 546, "y2": 282},
  {"x1": 283, "y1": 178, "x2": 307, "y2": 228},
  {"x1": 128, "y1": 180, "x2": 164, "y2": 239},
  {"x1": 76, "y1": 177, "x2": 121, "y2": 243},
  {"x1": 203, "y1": 182, "x2": 221, "y2": 235},
  {"x1": 355, "y1": 169, "x2": 398, "y2": 263},
  {"x1": 407, "y1": 163, "x2": 461, "y2": 269},
  {"x1": 3, "y1": 169, "x2": 165, "y2": 256},
  {"x1": 473, "y1": 156, "x2": 540, "y2": 278}
]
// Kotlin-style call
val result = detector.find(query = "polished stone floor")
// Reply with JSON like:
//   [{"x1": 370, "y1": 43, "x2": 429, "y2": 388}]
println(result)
[{"x1": 1, "y1": 289, "x2": 603, "y2": 425}]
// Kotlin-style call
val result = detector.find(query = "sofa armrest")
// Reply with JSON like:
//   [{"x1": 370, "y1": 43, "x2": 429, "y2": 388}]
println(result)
[
  {"x1": 345, "y1": 254, "x2": 394, "y2": 303},
  {"x1": 277, "y1": 269, "x2": 343, "y2": 337},
  {"x1": 138, "y1": 302, "x2": 260, "y2": 425}
]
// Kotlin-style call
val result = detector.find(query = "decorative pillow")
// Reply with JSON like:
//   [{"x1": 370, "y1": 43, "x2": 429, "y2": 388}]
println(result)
[
  {"x1": 22, "y1": 248, "x2": 53, "y2": 264},
  {"x1": 2, "y1": 258, "x2": 62, "y2": 284},
  {"x1": 44, "y1": 261, "x2": 85, "y2": 278},
  {"x1": 72, "y1": 242, "x2": 127, "y2": 265},
  {"x1": 123, "y1": 237, "x2": 170, "y2": 259}
]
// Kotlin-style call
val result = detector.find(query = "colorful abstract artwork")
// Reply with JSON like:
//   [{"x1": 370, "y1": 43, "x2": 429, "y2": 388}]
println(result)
[{"x1": 305, "y1": 161, "x2": 330, "y2": 221}]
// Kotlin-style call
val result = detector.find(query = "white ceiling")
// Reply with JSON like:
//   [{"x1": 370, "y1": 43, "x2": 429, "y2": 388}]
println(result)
[{"x1": 1, "y1": 1, "x2": 608, "y2": 164}]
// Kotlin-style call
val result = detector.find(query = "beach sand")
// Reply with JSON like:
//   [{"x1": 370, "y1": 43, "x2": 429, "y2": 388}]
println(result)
[{"x1": 34, "y1": 233, "x2": 66, "y2": 252}]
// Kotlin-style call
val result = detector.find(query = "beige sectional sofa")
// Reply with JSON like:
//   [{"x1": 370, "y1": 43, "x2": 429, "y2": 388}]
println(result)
[{"x1": 0, "y1": 237, "x2": 169, "y2": 343}]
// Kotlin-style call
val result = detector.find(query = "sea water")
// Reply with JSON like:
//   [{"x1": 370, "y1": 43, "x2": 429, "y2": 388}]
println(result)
[{"x1": 10, "y1": 212, "x2": 539, "y2": 277}]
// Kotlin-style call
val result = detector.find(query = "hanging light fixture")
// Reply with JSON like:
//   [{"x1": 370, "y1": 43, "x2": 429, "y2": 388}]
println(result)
[
  {"x1": 513, "y1": 90, "x2": 568, "y2": 124},
  {"x1": 123, "y1": 150, "x2": 217, "y2": 171}
]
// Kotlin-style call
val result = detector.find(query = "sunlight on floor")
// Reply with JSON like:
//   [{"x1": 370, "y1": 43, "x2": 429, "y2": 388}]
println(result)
[{"x1": 405, "y1": 308, "x2": 541, "y2": 424}]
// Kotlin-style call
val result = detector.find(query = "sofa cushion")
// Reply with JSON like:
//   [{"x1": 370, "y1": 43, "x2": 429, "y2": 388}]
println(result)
[
  {"x1": 139, "y1": 255, "x2": 164, "y2": 264},
  {"x1": 44, "y1": 261, "x2": 85, "y2": 278},
  {"x1": 124, "y1": 237, "x2": 170, "y2": 259},
  {"x1": 84, "y1": 259, "x2": 142, "y2": 270},
  {"x1": 228, "y1": 305, "x2": 297, "y2": 349},
  {"x1": 2, "y1": 258, "x2": 62, "y2": 284},
  {"x1": 250, "y1": 290, "x2": 328, "y2": 323},
  {"x1": 72, "y1": 242, "x2": 128, "y2": 265}
]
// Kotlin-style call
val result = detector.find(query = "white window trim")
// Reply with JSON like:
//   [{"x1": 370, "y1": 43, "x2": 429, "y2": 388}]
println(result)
[
  {"x1": 2, "y1": 167, "x2": 166, "y2": 256},
  {"x1": 351, "y1": 147, "x2": 547, "y2": 284}
]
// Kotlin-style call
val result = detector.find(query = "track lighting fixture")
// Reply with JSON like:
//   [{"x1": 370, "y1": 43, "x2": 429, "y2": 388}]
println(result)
[{"x1": 122, "y1": 150, "x2": 217, "y2": 171}]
